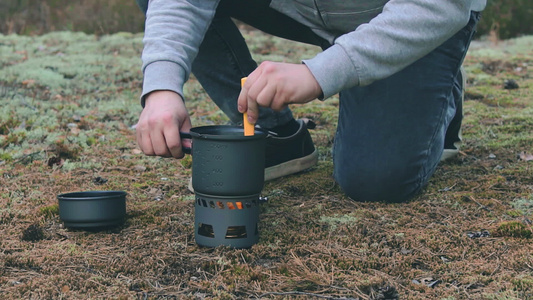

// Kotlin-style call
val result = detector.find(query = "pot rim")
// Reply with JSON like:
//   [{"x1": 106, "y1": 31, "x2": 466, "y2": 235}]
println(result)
[
  {"x1": 58, "y1": 190, "x2": 127, "y2": 201},
  {"x1": 186, "y1": 125, "x2": 269, "y2": 141}
]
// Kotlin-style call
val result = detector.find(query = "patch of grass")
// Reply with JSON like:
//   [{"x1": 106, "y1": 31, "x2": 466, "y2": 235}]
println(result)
[
  {"x1": 0, "y1": 150, "x2": 13, "y2": 161},
  {"x1": 3, "y1": 255, "x2": 40, "y2": 271},
  {"x1": 39, "y1": 204, "x2": 59, "y2": 219},
  {"x1": 510, "y1": 197, "x2": 533, "y2": 217},
  {"x1": 495, "y1": 221, "x2": 532, "y2": 238},
  {"x1": 51, "y1": 138, "x2": 82, "y2": 160},
  {"x1": 180, "y1": 154, "x2": 192, "y2": 169},
  {"x1": 481, "y1": 291, "x2": 525, "y2": 300},
  {"x1": 512, "y1": 275, "x2": 533, "y2": 294},
  {"x1": 319, "y1": 214, "x2": 358, "y2": 231}
]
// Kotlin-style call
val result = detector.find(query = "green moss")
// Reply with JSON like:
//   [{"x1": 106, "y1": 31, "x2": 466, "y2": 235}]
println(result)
[
  {"x1": 61, "y1": 159, "x2": 103, "y2": 172},
  {"x1": 481, "y1": 291, "x2": 523, "y2": 300},
  {"x1": 180, "y1": 154, "x2": 192, "y2": 169},
  {"x1": 86, "y1": 136, "x2": 98, "y2": 146},
  {"x1": 40, "y1": 204, "x2": 59, "y2": 219},
  {"x1": 496, "y1": 221, "x2": 532, "y2": 238},
  {"x1": 0, "y1": 151, "x2": 13, "y2": 161},
  {"x1": 0, "y1": 130, "x2": 26, "y2": 148},
  {"x1": 319, "y1": 214, "x2": 358, "y2": 230},
  {"x1": 512, "y1": 275, "x2": 533, "y2": 292},
  {"x1": 506, "y1": 210, "x2": 523, "y2": 217},
  {"x1": 0, "y1": 116, "x2": 21, "y2": 134},
  {"x1": 511, "y1": 197, "x2": 533, "y2": 216}
]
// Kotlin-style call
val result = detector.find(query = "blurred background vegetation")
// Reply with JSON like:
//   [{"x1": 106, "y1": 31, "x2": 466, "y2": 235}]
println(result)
[
  {"x1": 0, "y1": 0, "x2": 532, "y2": 39},
  {"x1": 0, "y1": 0, "x2": 145, "y2": 35}
]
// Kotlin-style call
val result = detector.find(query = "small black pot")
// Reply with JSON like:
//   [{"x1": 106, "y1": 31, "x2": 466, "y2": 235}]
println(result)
[
  {"x1": 57, "y1": 191, "x2": 126, "y2": 229},
  {"x1": 181, "y1": 125, "x2": 268, "y2": 196}
]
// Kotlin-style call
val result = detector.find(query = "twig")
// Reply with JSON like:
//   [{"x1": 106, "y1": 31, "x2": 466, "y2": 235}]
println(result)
[
  {"x1": 14, "y1": 151, "x2": 43, "y2": 164},
  {"x1": 256, "y1": 291, "x2": 359, "y2": 300},
  {"x1": 526, "y1": 262, "x2": 533, "y2": 271},
  {"x1": 490, "y1": 263, "x2": 501, "y2": 276},
  {"x1": 55, "y1": 232, "x2": 69, "y2": 240},
  {"x1": 136, "y1": 291, "x2": 188, "y2": 299},
  {"x1": 467, "y1": 196, "x2": 491, "y2": 211}
]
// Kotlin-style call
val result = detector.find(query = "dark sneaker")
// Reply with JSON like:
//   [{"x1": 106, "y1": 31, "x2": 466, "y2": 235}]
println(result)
[{"x1": 264, "y1": 119, "x2": 318, "y2": 181}]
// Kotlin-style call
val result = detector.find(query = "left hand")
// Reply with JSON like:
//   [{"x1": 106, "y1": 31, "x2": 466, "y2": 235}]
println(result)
[{"x1": 237, "y1": 61, "x2": 322, "y2": 124}]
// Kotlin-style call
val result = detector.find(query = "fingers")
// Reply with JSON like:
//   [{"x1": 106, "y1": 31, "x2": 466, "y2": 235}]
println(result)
[
  {"x1": 137, "y1": 114, "x2": 175, "y2": 157},
  {"x1": 137, "y1": 123, "x2": 191, "y2": 159},
  {"x1": 244, "y1": 73, "x2": 268, "y2": 124},
  {"x1": 136, "y1": 124, "x2": 154, "y2": 155},
  {"x1": 238, "y1": 63, "x2": 285, "y2": 124},
  {"x1": 163, "y1": 122, "x2": 183, "y2": 158},
  {"x1": 237, "y1": 88, "x2": 247, "y2": 116},
  {"x1": 239, "y1": 61, "x2": 302, "y2": 124},
  {"x1": 135, "y1": 90, "x2": 191, "y2": 159},
  {"x1": 238, "y1": 70, "x2": 263, "y2": 124},
  {"x1": 178, "y1": 118, "x2": 193, "y2": 149}
]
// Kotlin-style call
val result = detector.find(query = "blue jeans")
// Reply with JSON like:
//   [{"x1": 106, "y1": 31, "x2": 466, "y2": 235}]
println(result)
[
  {"x1": 333, "y1": 13, "x2": 478, "y2": 202},
  {"x1": 136, "y1": 0, "x2": 480, "y2": 202}
]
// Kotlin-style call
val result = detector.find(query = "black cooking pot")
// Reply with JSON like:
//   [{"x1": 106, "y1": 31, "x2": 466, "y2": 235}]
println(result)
[
  {"x1": 181, "y1": 125, "x2": 268, "y2": 196},
  {"x1": 57, "y1": 191, "x2": 126, "y2": 229}
]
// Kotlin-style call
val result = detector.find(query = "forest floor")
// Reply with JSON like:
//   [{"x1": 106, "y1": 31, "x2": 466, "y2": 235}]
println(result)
[{"x1": 0, "y1": 30, "x2": 532, "y2": 299}]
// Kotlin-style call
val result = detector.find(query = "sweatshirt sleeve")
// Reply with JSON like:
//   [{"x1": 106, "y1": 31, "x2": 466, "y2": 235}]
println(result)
[
  {"x1": 140, "y1": 0, "x2": 220, "y2": 106},
  {"x1": 303, "y1": 0, "x2": 475, "y2": 99}
]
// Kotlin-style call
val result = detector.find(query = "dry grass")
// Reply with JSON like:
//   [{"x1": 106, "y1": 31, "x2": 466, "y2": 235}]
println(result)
[{"x1": 0, "y1": 29, "x2": 532, "y2": 299}]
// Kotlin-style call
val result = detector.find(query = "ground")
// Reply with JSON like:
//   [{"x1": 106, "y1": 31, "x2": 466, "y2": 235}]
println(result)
[{"x1": 0, "y1": 30, "x2": 532, "y2": 299}]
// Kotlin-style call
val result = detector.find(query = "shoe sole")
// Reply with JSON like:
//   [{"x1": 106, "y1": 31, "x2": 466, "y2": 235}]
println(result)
[
  {"x1": 264, "y1": 148, "x2": 319, "y2": 181},
  {"x1": 440, "y1": 149, "x2": 459, "y2": 161},
  {"x1": 188, "y1": 149, "x2": 319, "y2": 192}
]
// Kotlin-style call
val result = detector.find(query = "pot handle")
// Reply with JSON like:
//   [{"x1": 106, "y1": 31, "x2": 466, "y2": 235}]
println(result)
[{"x1": 180, "y1": 131, "x2": 192, "y2": 155}]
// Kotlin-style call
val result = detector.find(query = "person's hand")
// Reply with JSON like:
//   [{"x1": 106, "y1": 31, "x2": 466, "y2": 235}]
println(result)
[
  {"x1": 237, "y1": 61, "x2": 322, "y2": 124},
  {"x1": 136, "y1": 90, "x2": 192, "y2": 158}
]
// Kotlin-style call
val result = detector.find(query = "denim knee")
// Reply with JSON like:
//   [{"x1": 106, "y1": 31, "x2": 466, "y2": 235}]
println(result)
[{"x1": 334, "y1": 165, "x2": 425, "y2": 203}]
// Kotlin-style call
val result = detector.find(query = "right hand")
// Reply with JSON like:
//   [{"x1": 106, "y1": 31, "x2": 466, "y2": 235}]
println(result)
[{"x1": 136, "y1": 90, "x2": 192, "y2": 158}]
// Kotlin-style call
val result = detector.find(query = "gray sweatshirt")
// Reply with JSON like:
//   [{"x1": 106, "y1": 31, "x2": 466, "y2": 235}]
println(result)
[{"x1": 140, "y1": 0, "x2": 486, "y2": 102}]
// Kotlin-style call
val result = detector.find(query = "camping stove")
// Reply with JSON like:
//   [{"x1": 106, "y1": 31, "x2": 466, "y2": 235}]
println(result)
[{"x1": 194, "y1": 192, "x2": 262, "y2": 248}]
